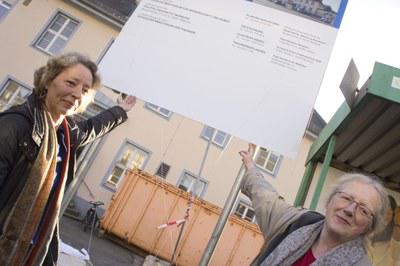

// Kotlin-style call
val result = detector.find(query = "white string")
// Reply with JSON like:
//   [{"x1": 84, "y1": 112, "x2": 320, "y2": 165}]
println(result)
[
  {"x1": 202, "y1": 135, "x2": 235, "y2": 185},
  {"x1": 153, "y1": 116, "x2": 186, "y2": 261}
]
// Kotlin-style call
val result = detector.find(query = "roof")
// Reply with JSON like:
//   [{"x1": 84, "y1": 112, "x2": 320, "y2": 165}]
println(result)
[
  {"x1": 306, "y1": 62, "x2": 400, "y2": 191},
  {"x1": 66, "y1": 0, "x2": 136, "y2": 26}
]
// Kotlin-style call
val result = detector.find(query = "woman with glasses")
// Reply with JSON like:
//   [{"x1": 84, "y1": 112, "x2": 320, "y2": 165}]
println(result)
[{"x1": 239, "y1": 147, "x2": 389, "y2": 266}]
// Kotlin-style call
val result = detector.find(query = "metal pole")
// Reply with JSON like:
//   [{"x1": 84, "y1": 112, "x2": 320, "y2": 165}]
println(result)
[
  {"x1": 60, "y1": 138, "x2": 102, "y2": 217},
  {"x1": 87, "y1": 206, "x2": 98, "y2": 254},
  {"x1": 199, "y1": 164, "x2": 245, "y2": 266},
  {"x1": 310, "y1": 136, "x2": 336, "y2": 210},
  {"x1": 170, "y1": 221, "x2": 187, "y2": 265},
  {"x1": 199, "y1": 144, "x2": 255, "y2": 266},
  {"x1": 293, "y1": 160, "x2": 317, "y2": 207},
  {"x1": 169, "y1": 127, "x2": 214, "y2": 264},
  {"x1": 198, "y1": 129, "x2": 213, "y2": 178}
]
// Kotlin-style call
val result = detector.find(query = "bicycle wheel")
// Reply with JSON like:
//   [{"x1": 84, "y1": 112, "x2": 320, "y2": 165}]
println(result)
[{"x1": 83, "y1": 209, "x2": 95, "y2": 232}]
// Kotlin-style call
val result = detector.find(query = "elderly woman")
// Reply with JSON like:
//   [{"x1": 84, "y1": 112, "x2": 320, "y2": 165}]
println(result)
[
  {"x1": 0, "y1": 52, "x2": 136, "y2": 265},
  {"x1": 239, "y1": 148, "x2": 389, "y2": 266}
]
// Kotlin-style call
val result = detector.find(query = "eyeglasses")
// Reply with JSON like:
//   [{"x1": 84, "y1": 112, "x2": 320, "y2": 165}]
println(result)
[{"x1": 334, "y1": 191, "x2": 375, "y2": 221}]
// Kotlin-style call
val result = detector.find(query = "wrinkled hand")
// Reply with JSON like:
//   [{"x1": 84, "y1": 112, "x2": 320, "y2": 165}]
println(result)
[
  {"x1": 117, "y1": 95, "x2": 136, "y2": 112},
  {"x1": 239, "y1": 144, "x2": 256, "y2": 170}
]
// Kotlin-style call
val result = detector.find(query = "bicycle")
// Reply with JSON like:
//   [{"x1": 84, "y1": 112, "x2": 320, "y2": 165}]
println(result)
[
  {"x1": 82, "y1": 200, "x2": 104, "y2": 254},
  {"x1": 82, "y1": 200, "x2": 104, "y2": 232}
]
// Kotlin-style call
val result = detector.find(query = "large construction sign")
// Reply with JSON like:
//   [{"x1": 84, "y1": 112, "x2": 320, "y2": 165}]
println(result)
[{"x1": 100, "y1": 0, "x2": 348, "y2": 157}]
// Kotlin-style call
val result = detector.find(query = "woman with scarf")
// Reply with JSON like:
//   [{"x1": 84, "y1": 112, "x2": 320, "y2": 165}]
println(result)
[
  {"x1": 0, "y1": 52, "x2": 136, "y2": 265},
  {"x1": 239, "y1": 146, "x2": 389, "y2": 266}
]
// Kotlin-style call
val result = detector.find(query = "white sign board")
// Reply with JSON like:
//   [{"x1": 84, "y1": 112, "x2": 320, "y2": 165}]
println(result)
[{"x1": 100, "y1": 0, "x2": 347, "y2": 157}]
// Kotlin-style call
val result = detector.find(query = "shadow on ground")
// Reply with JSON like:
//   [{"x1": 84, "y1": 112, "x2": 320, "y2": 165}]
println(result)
[{"x1": 60, "y1": 216, "x2": 145, "y2": 266}]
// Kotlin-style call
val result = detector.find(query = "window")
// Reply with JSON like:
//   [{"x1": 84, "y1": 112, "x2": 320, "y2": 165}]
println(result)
[
  {"x1": 155, "y1": 162, "x2": 170, "y2": 178},
  {"x1": 34, "y1": 12, "x2": 79, "y2": 55},
  {"x1": 0, "y1": 1, "x2": 11, "y2": 21},
  {"x1": 177, "y1": 171, "x2": 208, "y2": 198},
  {"x1": 254, "y1": 147, "x2": 280, "y2": 175},
  {"x1": 201, "y1": 126, "x2": 230, "y2": 148},
  {"x1": 105, "y1": 142, "x2": 149, "y2": 189},
  {"x1": 234, "y1": 200, "x2": 256, "y2": 223},
  {"x1": 0, "y1": 79, "x2": 31, "y2": 112},
  {"x1": 145, "y1": 102, "x2": 172, "y2": 118},
  {"x1": 79, "y1": 102, "x2": 106, "y2": 119}
]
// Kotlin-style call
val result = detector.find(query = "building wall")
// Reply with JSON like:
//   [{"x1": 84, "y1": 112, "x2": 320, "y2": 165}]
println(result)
[
  {"x1": 0, "y1": 0, "x2": 341, "y2": 221},
  {"x1": 77, "y1": 94, "x2": 316, "y2": 210},
  {"x1": 0, "y1": 0, "x2": 118, "y2": 88},
  {"x1": 303, "y1": 163, "x2": 345, "y2": 213}
]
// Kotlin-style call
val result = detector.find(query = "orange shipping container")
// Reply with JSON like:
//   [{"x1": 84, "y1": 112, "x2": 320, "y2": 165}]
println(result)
[{"x1": 101, "y1": 170, "x2": 264, "y2": 265}]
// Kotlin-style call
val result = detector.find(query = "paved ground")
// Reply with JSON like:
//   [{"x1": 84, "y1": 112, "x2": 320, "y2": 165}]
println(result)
[{"x1": 60, "y1": 216, "x2": 145, "y2": 266}]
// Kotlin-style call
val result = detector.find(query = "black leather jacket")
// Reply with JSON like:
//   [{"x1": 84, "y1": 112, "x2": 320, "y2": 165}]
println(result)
[{"x1": 0, "y1": 94, "x2": 127, "y2": 265}]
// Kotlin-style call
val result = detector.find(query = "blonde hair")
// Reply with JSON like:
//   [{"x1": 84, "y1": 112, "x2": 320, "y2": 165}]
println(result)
[{"x1": 33, "y1": 52, "x2": 101, "y2": 112}]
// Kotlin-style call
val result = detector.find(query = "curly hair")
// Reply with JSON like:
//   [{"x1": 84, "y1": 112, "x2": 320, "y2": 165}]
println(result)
[{"x1": 33, "y1": 52, "x2": 101, "y2": 107}]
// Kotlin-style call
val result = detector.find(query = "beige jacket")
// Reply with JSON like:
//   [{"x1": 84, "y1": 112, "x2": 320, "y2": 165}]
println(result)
[
  {"x1": 241, "y1": 167, "x2": 371, "y2": 266},
  {"x1": 241, "y1": 167, "x2": 307, "y2": 264}
]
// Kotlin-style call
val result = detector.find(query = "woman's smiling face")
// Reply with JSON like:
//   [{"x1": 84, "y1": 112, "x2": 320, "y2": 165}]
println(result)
[
  {"x1": 45, "y1": 63, "x2": 93, "y2": 121},
  {"x1": 324, "y1": 181, "x2": 380, "y2": 241}
]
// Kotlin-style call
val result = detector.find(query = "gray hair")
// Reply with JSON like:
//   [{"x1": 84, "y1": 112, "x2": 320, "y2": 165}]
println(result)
[{"x1": 326, "y1": 173, "x2": 389, "y2": 237}]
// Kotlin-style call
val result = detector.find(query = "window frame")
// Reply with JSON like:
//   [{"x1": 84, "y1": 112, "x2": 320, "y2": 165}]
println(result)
[
  {"x1": 234, "y1": 199, "x2": 257, "y2": 224},
  {"x1": 73, "y1": 90, "x2": 122, "y2": 123},
  {"x1": 102, "y1": 139, "x2": 151, "y2": 192},
  {"x1": 0, "y1": 0, "x2": 14, "y2": 23},
  {"x1": 200, "y1": 126, "x2": 230, "y2": 148},
  {"x1": 0, "y1": 76, "x2": 32, "y2": 112},
  {"x1": 176, "y1": 170, "x2": 208, "y2": 198},
  {"x1": 32, "y1": 10, "x2": 81, "y2": 55},
  {"x1": 254, "y1": 146, "x2": 281, "y2": 176},
  {"x1": 145, "y1": 102, "x2": 173, "y2": 119}
]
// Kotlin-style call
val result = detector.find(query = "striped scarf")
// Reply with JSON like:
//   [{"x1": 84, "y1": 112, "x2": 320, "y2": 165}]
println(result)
[
  {"x1": 261, "y1": 220, "x2": 367, "y2": 266},
  {"x1": 0, "y1": 109, "x2": 70, "y2": 265}
]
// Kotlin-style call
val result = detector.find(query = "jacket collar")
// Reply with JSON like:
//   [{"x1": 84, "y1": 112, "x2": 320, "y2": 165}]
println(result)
[{"x1": 26, "y1": 94, "x2": 46, "y2": 147}]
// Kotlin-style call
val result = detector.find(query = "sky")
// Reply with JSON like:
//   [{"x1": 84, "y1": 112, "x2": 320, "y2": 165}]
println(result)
[{"x1": 314, "y1": 0, "x2": 400, "y2": 121}]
